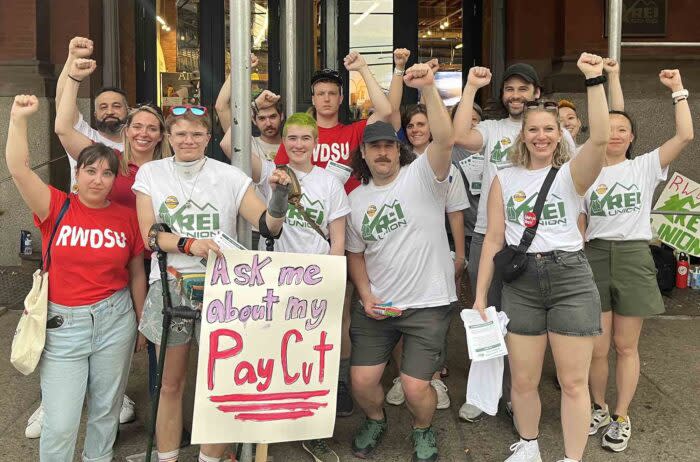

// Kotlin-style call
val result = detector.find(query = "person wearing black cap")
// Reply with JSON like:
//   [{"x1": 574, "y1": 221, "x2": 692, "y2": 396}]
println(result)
[
  {"x1": 451, "y1": 63, "x2": 576, "y2": 422},
  {"x1": 345, "y1": 62, "x2": 454, "y2": 462}
]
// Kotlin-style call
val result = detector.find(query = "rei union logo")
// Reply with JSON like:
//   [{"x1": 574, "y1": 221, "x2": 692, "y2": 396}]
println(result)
[
  {"x1": 589, "y1": 182, "x2": 642, "y2": 217},
  {"x1": 361, "y1": 200, "x2": 407, "y2": 242}
]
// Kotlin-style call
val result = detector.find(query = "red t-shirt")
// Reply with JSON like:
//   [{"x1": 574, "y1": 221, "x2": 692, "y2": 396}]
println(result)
[
  {"x1": 34, "y1": 186, "x2": 145, "y2": 306},
  {"x1": 275, "y1": 119, "x2": 368, "y2": 194},
  {"x1": 107, "y1": 149, "x2": 139, "y2": 209}
]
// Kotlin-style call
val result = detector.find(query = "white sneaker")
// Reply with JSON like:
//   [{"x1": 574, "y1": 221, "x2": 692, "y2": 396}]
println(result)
[
  {"x1": 120, "y1": 394, "x2": 136, "y2": 424},
  {"x1": 459, "y1": 401, "x2": 483, "y2": 422},
  {"x1": 601, "y1": 415, "x2": 631, "y2": 452},
  {"x1": 25, "y1": 404, "x2": 44, "y2": 439},
  {"x1": 385, "y1": 377, "x2": 405, "y2": 405},
  {"x1": 504, "y1": 439, "x2": 542, "y2": 462},
  {"x1": 430, "y1": 379, "x2": 450, "y2": 409},
  {"x1": 589, "y1": 403, "x2": 611, "y2": 435}
]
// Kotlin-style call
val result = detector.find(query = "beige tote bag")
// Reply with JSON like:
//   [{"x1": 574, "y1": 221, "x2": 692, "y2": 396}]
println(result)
[{"x1": 10, "y1": 198, "x2": 70, "y2": 375}]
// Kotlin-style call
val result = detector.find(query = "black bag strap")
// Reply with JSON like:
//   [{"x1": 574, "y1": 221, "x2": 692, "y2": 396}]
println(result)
[
  {"x1": 452, "y1": 160, "x2": 471, "y2": 198},
  {"x1": 516, "y1": 167, "x2": 558, "y2": 252},
  {"x1": 42, "y1": 197, "x2": 71, "y2": 271}
]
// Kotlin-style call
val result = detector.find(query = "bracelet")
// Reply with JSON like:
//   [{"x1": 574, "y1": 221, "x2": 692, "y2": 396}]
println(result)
[
  {"x1": 671, "y1": 89, "x2": 689, "y2": 99},
  {"x1": 393, "y1": 67, "x2": 405, "y2": 76},
  {"x1": 584, "y1": 75, "x2": 607, "y2": 87},
  {"x1": 68, "y1": 74, "x2": 82, "y2": 83},
  {"x1": 183, "y1": 238, "x2": 195, "y2": 256},
  {"x1": 673, "y1": 96, "x2": 688, "y2": 105}
]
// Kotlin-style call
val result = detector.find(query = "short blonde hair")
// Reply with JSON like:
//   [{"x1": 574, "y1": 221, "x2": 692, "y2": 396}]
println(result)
[{"x1": 509, "y1": 106, "x2": 571, "y2": 168}]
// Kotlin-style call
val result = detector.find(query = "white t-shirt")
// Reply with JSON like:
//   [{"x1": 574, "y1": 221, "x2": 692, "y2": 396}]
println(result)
[
  {"x1": 346, "y1": 153, "x2": 457, "y2": 309},
  {"x1": 257, "y1": 162, "x2": 350, "y2": 255},
  {"x1": 584, "y1": 149, "x2": 668, "y2": 241},
  {"x1": 498, "y1": 162, "x2": 583, "y2": 253},
  {"x1": 132, "y1": 157, "x2": 252, "y2": 283},
  {"x1": 68, "y1": 112, "x2": 124, "y2": 189},
  {"x1": 252, "y1": 136, "x2": 281, "y2": 162},
  {"x1": 474, "y1": 118, "x2": 575, "y2": 234},
  {"x1": 414, "y1": 146, "x2": 469, "y2": 213}
]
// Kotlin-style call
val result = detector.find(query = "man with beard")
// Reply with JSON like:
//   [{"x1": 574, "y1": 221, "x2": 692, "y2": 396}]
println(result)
[
  {"x1": 55, "y1": 37, "x2": 127, "y2": 191},
  {"x1": 451, "y1": 64, "x2": 575, "y2": 422}
]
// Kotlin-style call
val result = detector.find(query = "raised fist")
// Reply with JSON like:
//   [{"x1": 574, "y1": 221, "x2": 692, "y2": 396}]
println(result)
[
  {"x1": 70, "y1": 58, "x2": 97, "y2": 81},
  {"x1": 467, "y1": 66, "x2": 492, "y2": 89},
  {"x1": 659, "y1": 69, "x2": 683, "y2": 92},
  {"x1": 403, "y1": 63, "x2": 434, "y2": 89},
  {"x1": 425, "y1": 58, "x2": 439, "y2": 75},
  {"x1": 577, "y1": 52, "x2": 604, "y2": 78},
  {"x1": 68, "y1": 36, "x2": 93, "y2": 59},
  {"x1": 11, "y1": 94, "x2": 40, "y2": 119},
  {"x1": 602, "y1": 58, "x2": 620, "y2": 75},
  {"x1": 343, "y1": 51, "x2": 367, "y2": 72},
  {"x1": 393, "y1": 48, "x2": 410, "y2": 70},
  {"x1": 255, "y1": 89, "x2": 281, "y2": 110}
]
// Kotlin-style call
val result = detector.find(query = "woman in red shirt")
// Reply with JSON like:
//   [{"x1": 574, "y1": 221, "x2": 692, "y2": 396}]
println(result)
[{"x1": 6, "y1": 95, "x2": 146, "y2": 462}]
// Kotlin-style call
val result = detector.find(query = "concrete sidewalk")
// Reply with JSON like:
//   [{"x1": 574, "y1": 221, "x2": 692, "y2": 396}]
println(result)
[{"x1": 0, "y1": 275, "x2": 698, "y2": 461}]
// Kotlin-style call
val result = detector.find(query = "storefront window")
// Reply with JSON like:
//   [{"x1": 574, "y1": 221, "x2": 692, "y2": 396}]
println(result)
[
  {"x1": 349, "y1": 0, "x2": 393, "y2": 120},
  {"x1": 418, "y1": 0, "x2": 462, "y2": 106}
]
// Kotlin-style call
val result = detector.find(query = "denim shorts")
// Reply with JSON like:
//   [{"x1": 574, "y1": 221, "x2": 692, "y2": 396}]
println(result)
[
  {"x1": 502, "y1": 250, "x2": 601, "y2": 337},
  {"x1": 350, "y1": 303, "x2": 451, "y2": 381},
  {"x1": 139, "y1": 279, "x2": 201, "y2": 347}
]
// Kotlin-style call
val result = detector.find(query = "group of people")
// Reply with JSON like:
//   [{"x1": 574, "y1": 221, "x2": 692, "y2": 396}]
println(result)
[{"x1": 4, "y1": 34, "x2": 693, "y2": 462}]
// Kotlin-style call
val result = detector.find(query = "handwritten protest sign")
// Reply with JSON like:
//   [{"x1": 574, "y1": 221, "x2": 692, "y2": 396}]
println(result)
[
  {"x1": 652, "y1": 173, "x2": 700, "y2": 257},
  {"x1": 191, "y1": 250, "x2": 346, "y2": 444}
]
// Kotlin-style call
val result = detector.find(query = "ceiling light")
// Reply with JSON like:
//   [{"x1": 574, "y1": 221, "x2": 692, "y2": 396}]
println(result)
[
  {"x1": 156, "y1": 15, "x2": 166, "y2": 26},
  {"x1": 455, "y1": 43, "x2": 463, "y2": 49},
  {"x1": 427, "y1": 30, "x2": 432, "y2": 36},
  {"x1": 441, "y1": 37, "x2": 446, "y2": 41}
]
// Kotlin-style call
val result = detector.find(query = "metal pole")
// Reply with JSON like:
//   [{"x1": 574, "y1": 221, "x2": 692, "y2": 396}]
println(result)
[
  {"x1": 489, "y1": 0, "x2": 505, "y2": 104},
  {"x1": 102, "y1": 0, "x2": 120, "y2": 87},
  {"x1": 230, "y1": 0, "x2": 253, "y2": 250},
  {"x1": 284, "y1": 0, "x2": 297, "y2": 116},
  {"x1": 608, "y1": 0, "x2": 622, "y2": 63},
  {"x1": 622, "y1": 41, "x2": 700, "y2": 47}
]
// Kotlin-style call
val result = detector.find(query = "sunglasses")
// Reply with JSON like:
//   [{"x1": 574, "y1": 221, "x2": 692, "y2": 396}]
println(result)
[
  {"x1": 525, "y1": 100, "x2": 558, "y2": 112},
  {"x1": 170, "y1": 105, "x2": 207, "y2": 116}
]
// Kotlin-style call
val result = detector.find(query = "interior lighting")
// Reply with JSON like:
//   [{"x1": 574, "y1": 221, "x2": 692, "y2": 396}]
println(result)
[{"x1": 353, "y1": 1, "x2": 380, "y2": 26}]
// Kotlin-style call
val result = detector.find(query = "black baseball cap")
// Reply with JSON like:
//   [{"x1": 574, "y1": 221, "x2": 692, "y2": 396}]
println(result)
[
  {"x1": 310, "y1": 69, "x2": 343, "y2": 90},
  {"x1": 503, "y1": 63, "x2": 541, "y2": 89},
  {"x1": 362, "y1": 121, "x2": 399, "y2": 143}
]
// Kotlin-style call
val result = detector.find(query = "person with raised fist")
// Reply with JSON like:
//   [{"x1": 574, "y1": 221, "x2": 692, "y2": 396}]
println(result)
[
  {"x1": 473, "y1": 52, "x2": 610, "y2": 462},
  {"x1": 6, "y1": 95, "x2": 146, "y2": 462},
  {"x1": 346, "y1": 62, "x2": 455, "y2": 462},
  {"x1": 582, "y1": 68, "x2": 693, "y2": 453}
]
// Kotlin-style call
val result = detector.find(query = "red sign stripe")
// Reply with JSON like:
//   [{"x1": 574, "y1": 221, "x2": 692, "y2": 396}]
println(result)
[
  {"x1": 218, "y1": 402, "x2": 328, "y2": 412},
  {"x1": 210, "y1": 389, "x2": 330, "y2": 402},
  {"x1": 234, "y1": 410, "x2": 315, "y2": 421}
]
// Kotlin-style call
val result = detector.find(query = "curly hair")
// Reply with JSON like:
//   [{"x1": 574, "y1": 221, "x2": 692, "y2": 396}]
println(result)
[
  {"x1": 509, "y1": 106, "x2": 572, "y2": 168},
  {"x1": 351, "y1": 142, "x2": 416, "y2": 185}
]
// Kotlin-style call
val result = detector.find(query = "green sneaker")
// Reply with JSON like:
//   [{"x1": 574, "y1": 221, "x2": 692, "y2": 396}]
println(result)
[
  {"x1": 301, "y1": 438, "x2": 339, "y2": 462},
  {"x1": 412, "y1": 426, "x2": 438, "y2": 462},
  {"x1": 351, "y1": 412, "x2": 388, "y2": 459}
]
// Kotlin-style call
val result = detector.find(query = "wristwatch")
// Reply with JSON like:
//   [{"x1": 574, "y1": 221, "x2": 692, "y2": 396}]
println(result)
[{"x1": 177, "y1": 237, "x2": 188, "y2": 254}]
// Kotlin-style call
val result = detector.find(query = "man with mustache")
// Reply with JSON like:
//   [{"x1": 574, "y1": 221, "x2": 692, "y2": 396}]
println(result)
[
  {"x1": 55, "y1": 37, "x2": 127, "y2": 191},
  {"x1": 345, "y1": 63, "x2": 455, "y2": 462},
  {"x1": 451, "y1": 64, "x2": 575, "y2": 422}
]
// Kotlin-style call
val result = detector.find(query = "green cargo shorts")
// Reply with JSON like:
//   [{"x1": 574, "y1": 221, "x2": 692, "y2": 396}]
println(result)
[
  {"x1": 350, "y1": 303, "x2": 451, "y2": 381},
  {"x1": 585, "y1": 239, "x2": 665, "y2": 317}
]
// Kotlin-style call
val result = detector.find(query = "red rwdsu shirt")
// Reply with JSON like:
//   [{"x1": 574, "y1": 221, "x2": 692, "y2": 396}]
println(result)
[
  {"x1": 34, "y1": 186, "x2": 144, "y2": 306},
  {"x1": 107, "y1": 149, "x2": 139, "y2": 209},
  {"x1": 275, "y1": 119, "x2": 367, "y2": 193}
]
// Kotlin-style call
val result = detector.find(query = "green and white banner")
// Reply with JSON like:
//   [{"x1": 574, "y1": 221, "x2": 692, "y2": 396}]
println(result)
[{"x1": 652, "y1": 173, "x2": 700, "y2": 257}]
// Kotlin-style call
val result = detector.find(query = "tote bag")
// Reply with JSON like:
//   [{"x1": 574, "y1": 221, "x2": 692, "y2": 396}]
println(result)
[{"x1": 10, "y1": 198, "x2": 70, "y2": 375}]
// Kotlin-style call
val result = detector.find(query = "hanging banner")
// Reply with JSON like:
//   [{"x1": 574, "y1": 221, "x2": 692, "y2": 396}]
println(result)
[
  {"x1": 652, "y1": 172, "x2": 700, "y2": 257},
  {"x1": 191, "y1": 250, "x2": 346, "y2": 444}
]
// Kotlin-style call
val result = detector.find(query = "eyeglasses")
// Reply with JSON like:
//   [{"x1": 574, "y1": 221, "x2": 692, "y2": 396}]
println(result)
[
  {"x1": 170, "y1": 105, "x2": 207, "y2": 116},
  {"x1": 525, "y1": 100, "x2": 558, "y2": 112}
]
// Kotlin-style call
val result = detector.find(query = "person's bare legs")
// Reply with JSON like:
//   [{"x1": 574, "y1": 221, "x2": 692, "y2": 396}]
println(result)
[
  {"x1": 589, "y1": 311, "x2": 612, "y2": 407},
  {"x1": 154, "y1": 343, "x2": 190, "y2": 453},
  {"x1": 550, "y1": 332, "x2": 595, "y2": 460},
  {"x1": 506, "y1": 333, "x2": 548, "y2": 439},
  {"x1": 611, "y1": 315, "x2": 644, "y2": 417},
  {"x1": 351, "y1": 364, "x2": 387, "y2": 420},
  {"x1": 401, "y1": 374, "x2": 436, "y2": 427}
]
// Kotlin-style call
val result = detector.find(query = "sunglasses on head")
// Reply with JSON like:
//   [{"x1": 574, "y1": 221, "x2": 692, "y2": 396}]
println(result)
[
  {"x1": 525, "y1": 100, "x2": 558, "y2": 112},
  {"x1": 170, "y1": 105, "x2": 207, "y2": 116}
]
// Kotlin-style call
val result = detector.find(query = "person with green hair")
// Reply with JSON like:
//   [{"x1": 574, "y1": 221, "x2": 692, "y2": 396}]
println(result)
[{"x1": 221, "y1": 113, "x2": 350, "y2": 462}]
